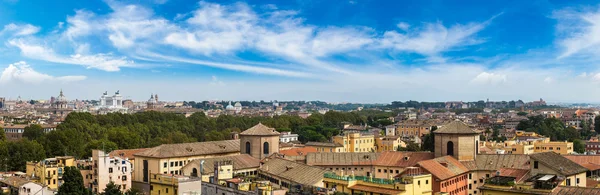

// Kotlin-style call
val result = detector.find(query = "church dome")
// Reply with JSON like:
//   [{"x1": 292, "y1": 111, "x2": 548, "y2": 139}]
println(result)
[
  {"x1": 147, "y1": 94, "x2": 157, "y2": 104},
  {"x1": 226, "y1": 102, "x2": 235, "y2": 110},
  {"x1": 234, "y1": 102, "x2": 242, "y2": 107},
  {"x1": 56, "y1": 90, "x2": 67, "y2": 102}
]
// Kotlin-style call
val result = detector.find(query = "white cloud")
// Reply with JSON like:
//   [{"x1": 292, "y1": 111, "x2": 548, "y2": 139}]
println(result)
[
  {"x1": 209, "y1": 75, "x2": 225, "y2": 86},
  {"x1": 0, "y1": 61, "x2": 86, "y2": 84},
  {"x1": 396, "y1": 22, "x2": 410, "y2": 31},
  {"x1": 471, "y1": 72, "x2": 507, "y2": 85},
  {"x1": 544, "y1": 77, "x2": 554, "y2": 84},
  {"x1": 1, "y1": 23, "x2": 40, "y2": 36},
  {"x1": 554, "y1": 8, "x2": 600, "y2": 58},
  {"x1": 8, "y1": 39, "x2": 134, "y2": 71}
]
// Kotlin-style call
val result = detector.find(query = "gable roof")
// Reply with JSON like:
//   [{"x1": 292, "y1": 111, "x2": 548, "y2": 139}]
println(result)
[
  {"x1": 134, "y1": 140, "x2": 240, "y2": 158},
  {"x1": 552, "y1": 186, "x2": 600, "y2": 195},
  {"x1": 183, "y1": 154, "x2": 260, "y2": 175},
  {"x1": 564, "y1": 155, "x2": 600, "y2": 171},
  {"x1": 306, "y1": 152, "x2": 379, "y2": 166},
  {"x1": 434, "y1": 121, "x2": 478, "y2": 134},
  {"x1": 109, "y1": 148, "x2": 150, "y2": 160},
  {"x1": 418, "y1": 156, "x2": 469, "y2": 180},
  {"x1": 239, "y1": 123, "x2": 280, "y2": 136},
  {"x1": 279, "y1": 147, "x2": 317, "y2": 156},
  {"x1": 371, "y1": 151, "x2": 434, "y2": 167},
  {"x1": 530, "y1": 152, "x2": 587, "y2": 176},
  {"x1": 260, "y1": 157, "x2": 327, "y2": 186}
]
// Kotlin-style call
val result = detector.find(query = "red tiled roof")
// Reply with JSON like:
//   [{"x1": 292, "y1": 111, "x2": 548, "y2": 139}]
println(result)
[
  {"x1": 418, "y1": 156, "x2": 469, "y2": 180},
  {"x1": 371, "y1": 151, "x2": 434, "y2": 167},
  {"x1": 109, "y1": 148, "x2": 150, "y2": 160},
  {"x1": 348, "y1": 184, "x2": 404, "y2": 194},
  {"x1": 497, "y1": 168, "x2": 529, "y2": 183},
  {"x1": 564, "y1": 155, "x2": 600, "y2": 171},
  {"x1": 279, "y1": 147, "x2": 318, "y2": 156}
]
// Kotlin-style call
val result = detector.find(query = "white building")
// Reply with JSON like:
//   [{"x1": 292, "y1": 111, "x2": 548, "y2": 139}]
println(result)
[
  {"x1": 279, "y1": 132, "x2": 299, "y2": 143},
  {"x1": 18, "y1": 182, "x2": 56, "y2": 195},
  {"x1": 83, "y1": 150, "x2": 133, "y2": 194},
  {"x1": 100, "y1": 91, "x2": 124, "y2": 109}
]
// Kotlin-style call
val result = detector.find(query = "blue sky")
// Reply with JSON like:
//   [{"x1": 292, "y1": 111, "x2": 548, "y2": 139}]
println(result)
[{"x1": 1, "y1": 0, "x2": 600, "y2": 103}]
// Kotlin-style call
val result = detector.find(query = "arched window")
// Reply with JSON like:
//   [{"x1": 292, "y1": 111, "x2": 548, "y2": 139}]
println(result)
[
  {"x1": 245, "y1": 142, "x2": 251, "y2": 154},
  {"x1": 191, "y1": 168, "x2": 198, "y2": 177},
  {"x1": 447, "y1": 141, "x2": 454, "y2": 156},
  {"x1": 263, "y1": 142, "x2": 270, "y2": 155}
]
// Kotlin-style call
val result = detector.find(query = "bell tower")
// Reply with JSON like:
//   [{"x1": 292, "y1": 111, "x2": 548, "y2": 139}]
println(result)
[
  {"x1": 434, "y1": 121, "x2": 479, "y2": 161},
  {"x1": 239, "y1": 123, "x2": 280, "y2": 159}
]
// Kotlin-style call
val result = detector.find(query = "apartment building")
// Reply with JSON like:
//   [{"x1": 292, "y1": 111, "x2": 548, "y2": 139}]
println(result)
[
  {"x1": 26, "y1": 156, "x2": 76, "y2": 190},
  {"x1": 333, "y1": 132, "x2": 375, "y2": 153},
  {"x1": 79, "y1": 150, "x2": 133, "y2": 194}
]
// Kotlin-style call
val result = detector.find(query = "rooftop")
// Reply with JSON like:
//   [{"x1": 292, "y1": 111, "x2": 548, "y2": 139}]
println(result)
[
  {"x1": 306, "y1": 152, "x2": 379, "y2": 166},
  {"x1": 434, "y1": 121, "x2": 478, "y2": 134},
  {"x1": 461, "y1": 154, "x2": 530, "y2": 171},
  {"x1": 260, "y1": 157, "x2": 327, "y2": 186},
  {"x1": 134, "y1": 139, "x2": 240, "y2": 158},
  {"x1": 530, "y1": 152, "x2": 587, "y2": 176},
  {"x1": 109, "y1": 148, "x2": 150, "y2": 160},
  {"x1": 239, "y1": 123, "x2": 279, "y2": 136},
  {"x1": 183, "y1": 154, "x2": 260, "y2": 175},
  {"x1": 417, "y1": 156, "x2": 469, "y2": 180}
]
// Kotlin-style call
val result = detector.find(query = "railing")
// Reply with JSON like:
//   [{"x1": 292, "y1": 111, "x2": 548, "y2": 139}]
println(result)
[{"x1": 323, "y1": 173, "x2": 397, "y2": 185}]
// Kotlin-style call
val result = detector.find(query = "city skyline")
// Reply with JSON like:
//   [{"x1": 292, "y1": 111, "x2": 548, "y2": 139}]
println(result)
[{"x1": 1, "y1": 0, "x2": 600, "y2": 103}]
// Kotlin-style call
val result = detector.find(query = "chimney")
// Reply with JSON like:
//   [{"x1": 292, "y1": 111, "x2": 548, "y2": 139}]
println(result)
[{"x1": 440, "y1": 162, "x2": 448, "y2": 167}]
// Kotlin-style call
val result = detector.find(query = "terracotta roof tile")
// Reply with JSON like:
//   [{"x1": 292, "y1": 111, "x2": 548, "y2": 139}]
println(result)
[
  {"x1": 497, "y1": 168, "x2": 529, "y2": 182},
  {"x1": 371, "y1": 151, "x2": 434, "y2": 167},
  {"x1": 239, "y1": 123, "x2": 279, "y2": 136},
  {"x1": 279, "y1": 147, "x2": 317, "y2": 156},
  {"x1": 552, "y1": 186, "x2": 600, "y2": 195},
  {"x1": 418, "y1": 156, "x2": 469, "y2": 180},
  {"x1": 109, "y1": 148, "x2": 150, "y2": 160},
  {"x1": 465, "y1": 154, "x2": 530, "y2": 171},
  {"x1": 564, "y1": 155, "x2": 600, "y2": 171}
]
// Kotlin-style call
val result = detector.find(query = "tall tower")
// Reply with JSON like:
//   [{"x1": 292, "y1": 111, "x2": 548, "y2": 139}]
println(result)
[
  {"x1": 239, "y1": 123, "x2": 280, "y2": 160},
  {"x1": 434, "y1": 121, "x2": 479, "y2": 161}
]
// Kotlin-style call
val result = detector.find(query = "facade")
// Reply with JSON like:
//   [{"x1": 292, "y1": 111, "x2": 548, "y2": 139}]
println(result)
[
  {"x1": 26, "y1": 156, "x2": 76, "y2": 190},
  {"x1": 434, "y1": 121, "x2": 479, "y2": 161},
  {"x1": 333, "y1": 132, "x2": 375, "y2": 153},
  {"x1": 2, "y1": 124, "x2": 25, "y2": 141},
  {"x1": 239, "y1": 123, "x2": 280, "y2": 160},
  {"x1": 395, "y1": 122, "x2": 432, "y2": 137},
  {"x1": 132, "y1": 139, "x2": 241, "y2": 192},
  {"x1": 149, "y1": 173, "x2": 202, "y2": 195},
  {"x1": 0, "y1": 176, "x2": 56, "y2": 195},
  {"x1": 99, "y1": 91, "x2": 124, "y2": 108},
  {"x1": 416, "y1": 156, "x2": 470, "y2": 195},
  {"x1": 278, "y1": 132, "x2": 299, "y2": 143},
  {"x1": 505, "y1": 144, "x2": 535, "y2": 155},
  {"x1": 533, "y1": 142, "x2": 573, "y2": 155},
  {"x1": 375, "y1": 136, "x2": 405, "y2": 152},
  {"x1": 529, "y1": 152, "x2": 587, "y2": 187},
  {"x1": 586, "y1": 137, "x2": 600, "y2": 154},
  {"x1": 79, "y1": 150, "x2": 133, "y2": 194}
]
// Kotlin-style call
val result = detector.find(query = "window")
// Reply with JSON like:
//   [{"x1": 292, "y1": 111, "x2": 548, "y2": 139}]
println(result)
[
  {"x1": 180, "y1": 161, "x2": 183, "y2": 166},
  {"x1": 447, "y1": 141, "x2": 454, "y2": 156},
  {"x1": 123, "y1": 167, "x2": 127, "y2": 172},
  {"x1": 418, "y1": 180, "x2": 421, "y2": 185},
  {"x1": 486, "y1": 174, "x2": 490, "y2": 178},
  {"x1": 122, "y1": 176, "x2": 127, "y2": 181},
  {"x1": 245, "y1": 142, "x2": 251, "y2": 154},
  {"x1": 577, "y1": 178, "x2": 580, "y2": 184},
  {"x1": 109, "y1": 168, "x2": 113, "y2": 173},
  {"x1": 566, "y1": 178, "x2": 571, "y2": 186},
  {"x1": 557, "y1": 147, "x2": 561, "y2": 150},
  {"x1": 549, "y1": 147, "x2": 553, "y2": 150},
  {"x1": 170, "y1": 162, "x2": 174, "y2": 167},
  {"x1": 163, "y1": 162, "x2": 167, "y2": 168},
  {"x1": 469, "y1": 184, "x2": 472, "y2": 189},
  {"x1": 469, "y1": 174, "x2": 472, "y2": 179},
  {"x1": 166, "y1": 188, "x2": 169, "y2": 193},
  {"x1": 378, "y1": 169, "x2": 381, "y2": 173},
  {"x1": 175, "y1": 161, "x2": 178, "y2": 166},
  {"x1": 426, "y1": 180, "x2": 428, "y2": 184},
  {"x1": 534, "y1": 161, "x2": 539, "y2": 169},
  {"x1": 263, "y1": 142, "x2": 270, "y2": 155}
]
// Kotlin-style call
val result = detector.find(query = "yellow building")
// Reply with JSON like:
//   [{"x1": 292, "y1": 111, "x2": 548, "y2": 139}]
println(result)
[
  {"x1": 304, "y1": 142, "x2": 345, "y2": 153},
  {"x1": 333, "y1": 132, "x2": 375, "y2": 153},
  {"x1": 149, "y1": 173, "x2": 202, "y2": 195},
  {"x1": 505, "y1": 144, "x2": 535, "y2": 154},
  {"x1": 133, "y1": 140, "x2": 241, "y2": 188},
  {"x1": 323, "y1": 168, "x2": 432, "y2": 195},
  {"x1": 530, "y1": 152, "x2": 587, "y2": 187},
  {"x1": 533, "y1": 141, "x2": 573, "y2": 154},
  {"x1": 376, "y1": 136, "x2": 406, "y2": 152},
  {"x1": 395, "y1": 121, "x2": 433, "y2": 137},
  {"x1": 26, "y1": 156, "x2": 76, "y2": 190}
]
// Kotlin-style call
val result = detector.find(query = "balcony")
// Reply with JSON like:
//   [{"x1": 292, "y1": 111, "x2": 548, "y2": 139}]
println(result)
[{"x1": 323, "y1": 173, "x2": 398, "y2": 185}]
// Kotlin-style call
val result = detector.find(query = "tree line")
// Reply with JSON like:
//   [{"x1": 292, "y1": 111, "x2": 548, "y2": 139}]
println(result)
[{"x1": 0, "y1": 110, "x2": 385, "y2": 171}]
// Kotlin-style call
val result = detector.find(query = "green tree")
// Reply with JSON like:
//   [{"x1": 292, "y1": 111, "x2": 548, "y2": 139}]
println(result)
[
  {"x1": 124, "y1": 188, "x2": 143, "y2": 195},
  {"x1": 517, "y1": 112, "x2": 528, "y2": 116},
  {"x1": 101, "y1": 182, "x2": 123, "y2": 195},
  {"x1": 0, "y1": 127, "x2": 5, "y2": 141},
  {"x1": 58, "y1": 166, "x2": 89, "y2": 195},
  {"x1": 573, "y1": 139, "x2": 585, "y2": 154},
  {"x1": 8, "y1": 139, "x2": 45, "y2": 171},
  {"x1": 23, "y1": 124, "x2": 44, "y2": 140}
]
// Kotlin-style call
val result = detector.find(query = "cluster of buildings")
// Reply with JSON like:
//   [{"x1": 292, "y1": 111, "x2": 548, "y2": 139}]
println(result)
[{"x1": 0, "y1": 121, "x2": 597, "y2": 195}]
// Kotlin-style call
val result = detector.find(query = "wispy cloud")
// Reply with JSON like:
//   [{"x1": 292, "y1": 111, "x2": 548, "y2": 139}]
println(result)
[
  {"x1": 553, "y1": 7, "x2": 600, "y2": 58},
  {"x1": 1, "y1": 23, "x2": 40, "y2": 36},
  {"x1": 0, "y1": 61, "x2": 86, "y2": 84}
]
